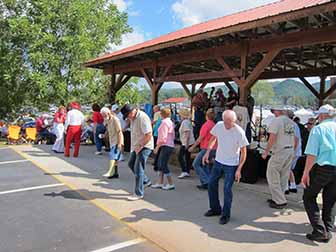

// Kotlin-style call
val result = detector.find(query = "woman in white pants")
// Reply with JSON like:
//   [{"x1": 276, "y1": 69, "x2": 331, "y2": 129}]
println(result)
[{"x1": 52, "y1": 106, "x2": 67, "y2": 153}]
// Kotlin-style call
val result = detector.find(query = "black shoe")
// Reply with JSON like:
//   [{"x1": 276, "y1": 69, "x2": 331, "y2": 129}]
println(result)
[
  {"x1": 204, "y1": 209, "x2": 221, "y2": 217},
  {"x1": 285, "y1": 190, "x2": 290, "y2": 195},
  {"x1": 306, "y1": 231, "x2": 331, "y2": 243},
  {"x1": 219, "y1": 216, "x2": 230, "y2": 225},
  {"x1": 110, "y1": 174, "x2": 119, "y2": 179},
  {"x1": 289, "y1": 188, "x2": 297, "y2": 193},
  {"x1": 267, "y1": 199, "x2": 275, "y2": 204},
  {"x1": 269, "y1": 201, "x2": 287, "y2": 209},
  {"x1": 196, "y1": 184, "x2": 208, "y2": 190}
]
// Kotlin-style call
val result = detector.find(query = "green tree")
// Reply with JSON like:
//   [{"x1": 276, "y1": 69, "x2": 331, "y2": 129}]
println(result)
[
  {"x1": 0, "y1": 0, "x2": 131, "y2": 117},
  {"x1": 116, "y1": 78, "x2": 145, "y2": 105},
  {"x1": 251, "y1": 80, "x2": 275, "y2": 105}
]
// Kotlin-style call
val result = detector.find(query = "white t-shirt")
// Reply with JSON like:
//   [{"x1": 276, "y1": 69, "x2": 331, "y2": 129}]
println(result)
[
  {"x1": 130, "y1": 110, "x2": 154, "y2": 151},
  {"x1": 210, "y1": 122, "x2": 249, "y2": 166},
  {"x1": 233, "y1": 105, "x2": 250, "y2": 131},
  {"x1": 179, "y1": 119, "x2": 195, "y2": 146},
  {"x1": 64, "y1": 109, "x2": 85, "y2": 129}
]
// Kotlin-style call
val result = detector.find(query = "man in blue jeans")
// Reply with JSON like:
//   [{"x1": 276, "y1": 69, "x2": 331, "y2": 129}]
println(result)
[
  {"x1": 121, "y1": 104, "x2": 154, "y2": 201},
  {"x1": 203, "y1": 110, "x2": 249, "y2": 224}
]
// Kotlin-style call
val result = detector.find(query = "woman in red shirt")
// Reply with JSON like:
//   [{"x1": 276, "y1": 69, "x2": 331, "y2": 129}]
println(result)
[
  {"x1": 52, "y1": 106, "x2": 67, "y2": 153},
  {"x1": 92, "y1": 103, "x2": 105, "y2": 155},
  {"x1": 188, "y1": 108, "x2": 217, "y2": 190}
]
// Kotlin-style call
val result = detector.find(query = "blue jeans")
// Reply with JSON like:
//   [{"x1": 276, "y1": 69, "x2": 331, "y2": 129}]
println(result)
[
  {"x1": 157, "y1": 146, "x2": 174, "y2": 176},
  {"x1": 193, "y1": 149, "x2": 216, "y2": 185},
  {"x1": 128, "y1": 148, "x2": 152, "y2": 197},
  {"x1": 208, "y1": 161, "x2": 237, "y2": 217},
  {"x1": 95, "y1": 123, "x2": 106, "y2": 152}
]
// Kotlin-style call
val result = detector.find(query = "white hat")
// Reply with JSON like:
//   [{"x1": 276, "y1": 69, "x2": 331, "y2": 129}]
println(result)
[
  {"x1": 316, "y1": 104, "x2": 335, "y2": 115},
  {"x1": 270, "y1": 105, "x2": 287, "y2": 112},
  {"x1": 100, "y1": 107, "x2": 110, "y2": 115},
  {"x1": 111, "y1": 104, "x2": 119, "y2": 112}
]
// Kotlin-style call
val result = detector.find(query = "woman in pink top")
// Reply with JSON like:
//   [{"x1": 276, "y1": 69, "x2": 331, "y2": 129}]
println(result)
[
  {"x1": 189, "y1": 108, "x2": 217, "y2": 190},
  {"x1": 152, "y1": 108, "x2": 176, "y2": 190}
]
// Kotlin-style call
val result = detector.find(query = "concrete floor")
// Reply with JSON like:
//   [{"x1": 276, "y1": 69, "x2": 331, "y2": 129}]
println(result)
[{"x1": 3, "y1": 144, "x2": 335, "y2": 252}]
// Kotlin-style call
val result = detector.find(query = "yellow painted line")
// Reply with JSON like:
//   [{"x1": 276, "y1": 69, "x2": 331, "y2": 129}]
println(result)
[{"x1": 10, "y1": 147, "x2": 168, "y2": 252}]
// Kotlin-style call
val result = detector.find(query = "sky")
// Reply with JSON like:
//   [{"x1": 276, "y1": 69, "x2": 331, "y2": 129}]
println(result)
[{"x1": 110, "y1": 0, "x2": 321, "y2": 88}]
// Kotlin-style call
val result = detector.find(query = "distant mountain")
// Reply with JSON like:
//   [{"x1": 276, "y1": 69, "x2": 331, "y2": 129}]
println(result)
[{"x1": 273, "y1": 79, "x2": 331, "y2": 99}]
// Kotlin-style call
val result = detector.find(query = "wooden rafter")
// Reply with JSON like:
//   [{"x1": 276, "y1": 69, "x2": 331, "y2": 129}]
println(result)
[
  {"x1": 180, "y1": 82, "x2": 192, "y2": 98},
  {"x1": 299, "y1": 77, "x2": 320, "y2": 99},
  {"x1": 245, "y1": 49, "x2": 281, "y2": 88},
  {"x1": 155, "y1": 70, "x2": 241, "y2": 83}
]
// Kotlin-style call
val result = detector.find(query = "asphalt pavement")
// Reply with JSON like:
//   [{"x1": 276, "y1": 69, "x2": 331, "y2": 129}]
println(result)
[{"x1": 0, "y1": 147, "x2": 165, "y2": 252}]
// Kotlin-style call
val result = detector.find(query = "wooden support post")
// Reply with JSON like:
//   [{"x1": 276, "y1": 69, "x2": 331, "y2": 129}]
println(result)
[
  {"x1": 224, "y1": 81, "x2": 237, "y2": 94},
  {"x1": 109, "y1": 73, "x2": 117, "y2": 104},
  {"x1": 239, "y1": 86, "x2": 248, "y2": 106},
  {"x1": 323, "y1": 77, "x2": 336, "y2": 99},
  {"x1": 319, "y1": 76, "x2": 326, "y2": 107},
  {"x1": 191, "y1": 83, "x2": 197, "y2": 97}
]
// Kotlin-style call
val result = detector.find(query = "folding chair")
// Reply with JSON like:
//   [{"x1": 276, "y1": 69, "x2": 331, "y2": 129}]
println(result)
[
  {"x1": 25, "y1": 127, "x2": 37, "y2": 143},
  {"x1": 7, "y1": 125, "x2": 21, "y2": 144}
]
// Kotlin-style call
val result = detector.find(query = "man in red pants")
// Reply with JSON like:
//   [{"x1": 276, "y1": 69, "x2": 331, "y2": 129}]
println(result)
[{"x1": 64, "y1": 102, "x2": 85, "y2": 157}]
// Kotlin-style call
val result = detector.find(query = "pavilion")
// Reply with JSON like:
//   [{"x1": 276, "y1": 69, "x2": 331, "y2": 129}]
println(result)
[{"x1": 85, "y1": 0, "x2": 336, "y2": 107}]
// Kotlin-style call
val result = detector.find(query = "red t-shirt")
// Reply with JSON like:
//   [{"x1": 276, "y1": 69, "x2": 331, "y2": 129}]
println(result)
[
  {"x1": 200, "y1": 120, "x2": 217, "y2": 150},
  {"x1": 35, "y1": 118, "x2": 44, "y2": 132},
  {"x1": 54, "y1": 112, "x2": 66, "y2": 124},
  {"x1": 92, "y1": 111, "x2": 104, "y2": 124}
]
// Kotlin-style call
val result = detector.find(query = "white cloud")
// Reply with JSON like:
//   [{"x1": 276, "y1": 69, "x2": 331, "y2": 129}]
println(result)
[
  {"x1": 111, "y1": 29, "x2": 146, "y2": 51},
  {"x1": 111, "y1": 0, "x2": 128, "y2": 12},
  {"x1": 172, "y1": 0, "x2": 278, "y2": 27}
]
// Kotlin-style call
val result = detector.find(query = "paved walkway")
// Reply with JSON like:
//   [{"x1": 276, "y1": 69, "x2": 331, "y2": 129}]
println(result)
[{"x1": 12, "y1": 144, "x2": 335, "y2": 252}]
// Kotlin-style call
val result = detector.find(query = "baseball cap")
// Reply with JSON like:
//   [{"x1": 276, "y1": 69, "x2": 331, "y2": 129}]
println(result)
[
  {"x1": 111, "y1": 104, "x2": 119, "y2": 112},
  {"x1": 316, "y1": 104, "x2": 335, "y2": 115}
]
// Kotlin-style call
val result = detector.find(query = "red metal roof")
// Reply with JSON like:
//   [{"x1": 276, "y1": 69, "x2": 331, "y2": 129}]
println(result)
[
  {"x1": 162, "y1": 97, "x2": 188, "y2": 104},
  {"x1": 86, "y1": 0, "x2": 332, "y2": 66}
]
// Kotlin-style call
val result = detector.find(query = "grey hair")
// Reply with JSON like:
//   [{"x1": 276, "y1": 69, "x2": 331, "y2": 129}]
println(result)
[{"x1": 222, "y1": 110, "x2": 237, "y2": 122}]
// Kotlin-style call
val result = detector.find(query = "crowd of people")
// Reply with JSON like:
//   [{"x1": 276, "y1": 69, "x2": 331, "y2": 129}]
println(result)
[{"x1": 12, "y1": 90, "x2": 335, "y2": 244}]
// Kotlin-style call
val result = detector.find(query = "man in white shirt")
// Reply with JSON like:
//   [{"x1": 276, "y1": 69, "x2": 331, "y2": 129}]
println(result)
[
  {"x1": 64, "y1": 102, "x2": 85, "y2": 157},
  {"x1": 120, "y1": 104, "x2": 154, "y2": 201},
  {"x1": 203, "y1": 110, "x2": 249, "y2": 224}
]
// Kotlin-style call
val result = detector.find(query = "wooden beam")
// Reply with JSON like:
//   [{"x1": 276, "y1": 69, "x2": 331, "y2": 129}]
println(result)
[
  {"x1": 155, "y1": 70, "x2": 241, "y2": 83},
  {"x1": 260, "y1": 67, "x2": 336, "y2": 79},
  {"x1": 216, "y1": 57, "x2": 244, "y2": 86},
  {"x1": 224, "y1": 81, "x2": 237, "y2": 94},
  {"x1": 181, "y1": 82, "x2": 192, "y2": 98},
  {"x1": 116, "y1": 75, "x2": 132, "y2": 90},
  {"x1": 160, "y1": 65, "x2": 172, "y2": 79},
  {"x1": 200, "y1": 82, "x2": 207, "y2": 89},
  {"x1": 141, "y1": 68, "x2": 154, "y2": 88},
  {"x1": 323, "y1": 80, "x2": 336, "y2": 99},
  {"x1": 299, "y1": 77, "x2": 320, "y2": 99},
  {"x1": 245, "y1": 48, "x2": 281, "y2": 88}
]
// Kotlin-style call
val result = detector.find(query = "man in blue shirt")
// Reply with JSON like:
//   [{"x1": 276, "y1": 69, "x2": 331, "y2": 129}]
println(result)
[{"x1": 301, "y1": 104, "x2": 336, "y2": 243}]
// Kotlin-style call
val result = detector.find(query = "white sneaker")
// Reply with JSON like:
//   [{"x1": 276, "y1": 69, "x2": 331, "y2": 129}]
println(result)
[
  {"x1": 151, "y1": 183, "x2": 164, "y2": 189},
  {"x1": 102, "y1": 173, "x2": 110, "y2": 178},
  {"x1": 95, "y1": 151, "x2": 103, "y2": 155},
  {"x1": 127, "y1": 195, "x2": 144, "y2": 201},
  {"x1": 162, "y1": 184, "x2": 175, "y2": 190},
  {"x1": 144, "y1": 181, "x2": 152, "y2": 188},
  {"x1": 178, "y1": 172, "x2": 190, "y2": 179}
]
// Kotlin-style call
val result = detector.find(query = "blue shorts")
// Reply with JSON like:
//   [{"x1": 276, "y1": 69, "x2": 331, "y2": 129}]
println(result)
[{"x1": 109, "y1": 145, "x2": 121, "y2": 161}]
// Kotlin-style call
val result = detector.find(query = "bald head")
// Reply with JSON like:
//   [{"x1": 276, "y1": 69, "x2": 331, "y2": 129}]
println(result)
[{"x1": 222, "y1": 110, "x2": 237, "y2": 129}]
